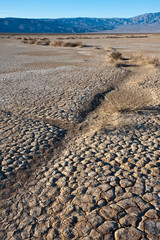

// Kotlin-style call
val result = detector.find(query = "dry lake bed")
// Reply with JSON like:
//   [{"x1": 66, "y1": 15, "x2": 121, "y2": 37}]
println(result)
[{"x1": 0, "y1": 34, "x2": 160, "y2": 239}]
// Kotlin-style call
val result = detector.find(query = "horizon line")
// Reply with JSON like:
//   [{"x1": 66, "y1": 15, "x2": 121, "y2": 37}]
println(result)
[{"x1": 0, "y1": 11, "x2": 160, "y2": 20}]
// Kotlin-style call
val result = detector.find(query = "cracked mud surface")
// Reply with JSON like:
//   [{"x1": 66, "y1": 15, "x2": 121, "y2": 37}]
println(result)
[{"x1": 0, "y1": 36, "x2": 160, "y2": 239}]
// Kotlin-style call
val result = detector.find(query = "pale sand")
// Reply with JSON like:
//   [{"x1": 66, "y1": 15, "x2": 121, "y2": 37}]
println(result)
[{"x1": 0, "y1": 35, "x2": 160, "y2": 239}]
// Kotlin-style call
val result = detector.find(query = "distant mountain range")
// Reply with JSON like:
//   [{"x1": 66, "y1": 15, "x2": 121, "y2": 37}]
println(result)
[{"x1": 0, "y1": 12, "x2": 160, "y2": 33}]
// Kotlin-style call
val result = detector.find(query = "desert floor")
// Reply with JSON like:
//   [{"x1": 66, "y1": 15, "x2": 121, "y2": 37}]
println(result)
[{"x1": 0, "y1": 34, "x2": 160, "y2": 240}]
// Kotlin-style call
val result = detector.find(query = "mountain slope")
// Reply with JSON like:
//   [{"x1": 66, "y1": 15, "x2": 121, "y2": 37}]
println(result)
[
  {"x1": 0, "y1": 12, "x2": 160, "y2": 33},
  {"x1": 130, "y1": 12, "x2": 160, "y2": 24}
]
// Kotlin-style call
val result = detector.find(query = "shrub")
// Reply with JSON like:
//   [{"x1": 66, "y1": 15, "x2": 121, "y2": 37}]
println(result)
[
  {"x1": 50, "y1": 40, "x2": 64, "y2": 47},
  {"x1": 21, "y1": 37, "x2": 28, "y2": 43},
  {"x1": 50, "y1": 40, "x2": 83, "y2": 47},
  {"x1": 21, "y1": 39, "x2": 28, "y2": 44},
  {"x1": 147, "y1": 56, "x2": 160, "y2": 66},
  {"x1": 100, "y1": 88, "x2": 152, "y2": 117},
  {"x1": 36, "y1": 39, "x2": 50, "y2": 46},
  {"x1": 28, "y1": 38, "x2": 38, "y2": 44},
  {"x1": 40, "y1": 38, "x2": 50, "y2": 41},
  {"x1": 21, "y1": 37, "x2": 37, "y2": 44},
  {"x1": 63, "y1": 41, "x2": 82, "y2": 47},
  {"x1": 132, "y1": 53, "x2": 160, "y2": 66},
  {"x1": 110, "y1": 51, "x2": 122, "y2": 60}
]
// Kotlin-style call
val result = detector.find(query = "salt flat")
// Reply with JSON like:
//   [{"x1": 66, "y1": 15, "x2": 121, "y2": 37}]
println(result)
[{"x1": 0, "y1": 34, "x2": 160, "y2": 239}]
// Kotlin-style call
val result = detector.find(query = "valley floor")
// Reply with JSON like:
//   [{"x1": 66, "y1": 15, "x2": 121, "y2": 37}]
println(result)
[{"x1": 0, "y1": 35, "x2": 160, "y2": 239}]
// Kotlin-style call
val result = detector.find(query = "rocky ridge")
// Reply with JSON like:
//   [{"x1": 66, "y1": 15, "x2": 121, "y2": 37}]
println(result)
[{"x1": 0, "y1": 12, "x2": 160, "y2": 33}]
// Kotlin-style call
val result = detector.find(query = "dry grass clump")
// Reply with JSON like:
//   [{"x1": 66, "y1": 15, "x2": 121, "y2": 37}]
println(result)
[
  {"x1": 21, "y1": 37, "x2": 50, "y2": 45},
  {"x1": 29, "y1": 39, "x2": 38, "y2": 44},
  {"x1": 21, "y1": 37, "x2": 29, "y2": 44},
  {"x1": 14, "y1": 37, "x2": 22, "y2": 40},
  {"x1": 78, "y1": 36, "x2": 92, "y2": 39},
  {"x1": 21, "y1": 37, "x2": 83, "y2": 48},
  {"x1": 50, "y1": 40, "x2": 83, "y2": 47},
  {"x1": 88, "y1": 87, "x2": 153, "y2": 131},
  {"x1": 81, "y1": 86, "x2": 154, "y2": 133},
  {"x1": 103, "y1": 47, "x2": 115, "y2": 52},
  {"x1": 126, "y1": 35, "x2": 148, "y2": 38},
  {"x1": 21, "y1": 37, "x2": 37, "y2": 44},
  {"x1": 105, "y1": 35, "x2": 120, "y2": 39},
  {"x1": 36, "y1": 38, "x2": 50, "y2": 46},
  {"x1": 57, "y1": 36, "x2": 92, "y2": 40},
  {"x1": 50, "y1": 40, "x2": 64, "y2": 47},
  {"x1": 104, "y1": 35, "x2": 148, "y2": 39},
  {"x1": 106, "y1": 49, "x2": 160, "y2": 68},
  {"x1": 131, "y1": 53, "x2": 160, "y2": 66},
  {"x1": 106, "y1": 49, "x2": 124, "y2": 67},
  {"x1": 57, "y1": 36, "x2": 77, "y2": 40},
  {"x1": 63, "y1": 41, "x2": 82, "y2": 47},
  {"x1": 110, "y1": 51, "x2": 122, "y2": 60},
  {"x1": 103, "y1": 88, "x2": 151, "y2": 114}
]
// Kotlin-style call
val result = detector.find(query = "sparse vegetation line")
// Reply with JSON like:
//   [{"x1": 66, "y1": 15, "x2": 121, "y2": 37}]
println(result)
[
  {"x1": 21, "y1": 37, "x2": 84, "y2": 47},
  {"x1": 107, "y1": 49, "x2": 160, "y2": 67}
]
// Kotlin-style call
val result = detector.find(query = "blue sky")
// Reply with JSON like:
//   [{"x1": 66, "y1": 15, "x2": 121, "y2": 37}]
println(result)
[{"x1": 0, "y1": 0, "x2": 160, "y2": 19}]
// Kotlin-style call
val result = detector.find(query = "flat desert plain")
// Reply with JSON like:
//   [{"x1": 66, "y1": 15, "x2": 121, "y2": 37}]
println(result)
[{"x1": 0, "y1": 34, "x2": 160, "y2": 240}]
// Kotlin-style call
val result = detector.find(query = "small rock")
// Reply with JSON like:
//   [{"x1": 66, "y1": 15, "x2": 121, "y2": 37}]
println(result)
[
  {"x1": 134, "y1": 196, "x2": 151, "y2": 212},
  {"x1": 125, "y1": 206, "x2": 141, "y2": 216},
  {"x1": 89, "y1": 229, "x2": 103, "y2": 240},
  {"x1": 56, "y1": 177, "x2": 67, "y2": 187},
  {"x1": 75, "y1": 221, "x2": 91, "y2": 237},
  {"x1": 97, "y1": 199, "x2": 106, "y2": 208},
  {"x1": 81, "y1": 201, "x2": 96, "y2": 213},
  {"x1": 21, "y1": 225, "x2": 32, "y2": 239},
  {"x1": 47, "y1": 229, "x2": 57, "y2": 240},
  {"x1": 143, "y1": 193, "x2": 155, "y2": 202},
  {"x1": 99, "y1": 206, "x2": 117, "y2": 221},
  {"x1": 129, "y1": 182, "x2": 144, "y2": 195},
  {"x1": 120, "y1": 179, "x2": 134, "y2": 188},
  {"x1": 145, "y1": 209, "x2": 159, "y2": 219},
  {"x1": 119, "y1": 214, "x2": 138, "y2": 227},
  {"x1": 115, "y1": 227, "x2": 142, "y2": 240},
  {"x1": 115, "y1": 186, "x2": 124, "y2": 196},
  {"x1": 104, "y1": 234, "x2": 114, "y2": 240},
  {"x1": 103, "y1": 189, "x2": 115, "y2": 201},
  {"x1": 144, "y1": 219, "x2": 156, "y2": 235},
  {"x1": 118, "y1": 198, "x2": 136, "y2": 210},
  {"x1": 30, "y1": 207, "x2": 41, "y2": 218},
  {"x1": 19, "y1": 216, "x2": 33, "y2": 229},
  {"x1": 52, "y1": 202, "x2": 64, "y2": 213},
  {"x1": 87, "y1": 210, "x2": 104, "y2": 228},
  {"x1": 60, "y1": 227, "x2": 75, "y2": 239},
  {"x1": 99, "y1": 184, "x2": 111, "y2": 192},
  {"x1": 98, "y1": 221, "x2": 118, "y2": 234}
]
